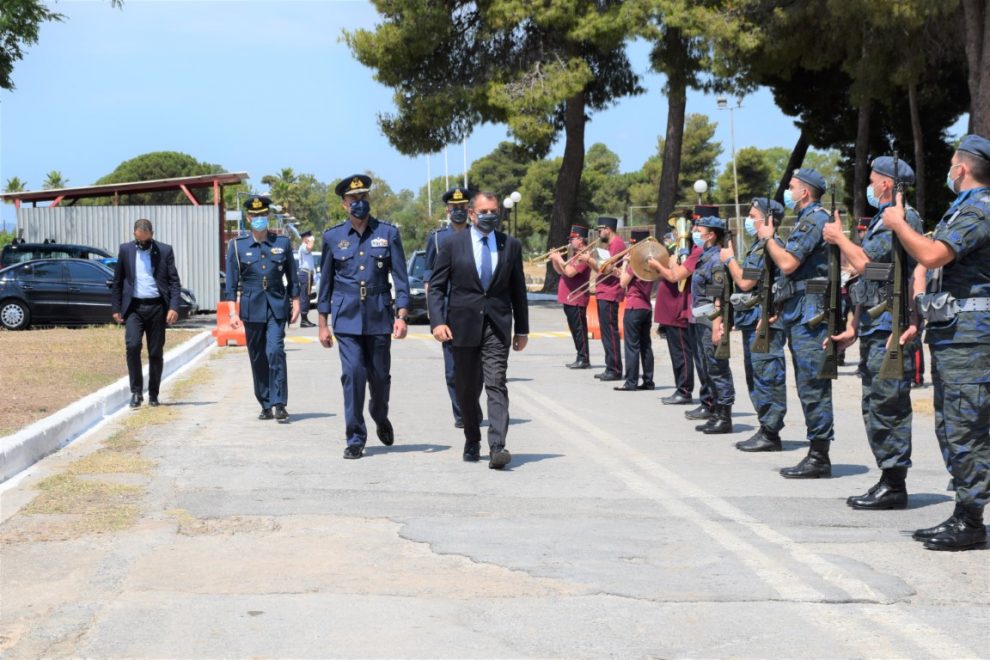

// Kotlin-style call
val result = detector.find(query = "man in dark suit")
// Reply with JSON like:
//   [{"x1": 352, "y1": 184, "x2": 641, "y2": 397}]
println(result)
[
  {"x1": 111, "y1": 218, "x2": 182, "y2": 408},
  {"x1": 428, "y1": 191, "x2": 529, "y2": 469}
]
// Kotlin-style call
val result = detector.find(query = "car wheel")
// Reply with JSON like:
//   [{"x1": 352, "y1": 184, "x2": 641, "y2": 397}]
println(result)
[{"x1": 0, "y1": 299, "x2": 30, "y2": 330}]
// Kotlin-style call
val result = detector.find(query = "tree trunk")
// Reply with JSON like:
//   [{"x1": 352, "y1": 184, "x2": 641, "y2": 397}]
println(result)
[
  {"x1": 653, "y1": 64, "x2": 687, "y2": 234},
  {"x1": 543, "y1": 91, "x2": 586, "y2": 293},
  {"x1": 908, "y1": 82, "x2": 927, "y2": 219},
  {"x1": 853, "y1": 100, "x2": 872, "y2": 221},
  {"x1": 962, "y1": 0, "x2": 990, "y2": 135},
  {"x1": 775, "y1": 130, "x2": 809, "y2": 202}
]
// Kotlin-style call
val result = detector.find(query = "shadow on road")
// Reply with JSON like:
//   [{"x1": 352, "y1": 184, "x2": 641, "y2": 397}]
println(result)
[
  {"x1": 364, "y1": 443, "x2": 451, "y2": 456},
  {"x1": 286, "y1": 412, "x2": 336, "y2": 421},
  {"x1": 501, "y1": 452, "x2": 564, "y2": 469},
  {"x1": 905, "y1": 493, "x2": 954, "y2": 509},
  {"x1": 830, "y1": 464, "x2": 871, "y2": 478}
]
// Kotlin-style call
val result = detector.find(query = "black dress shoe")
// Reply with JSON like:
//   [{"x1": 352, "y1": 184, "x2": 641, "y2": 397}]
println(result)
[
  {"x1": 463, "y1": 441, "x2": 481, "y2": 462},
  {"x1": 258, "y1": 408, "x2": 274, "y2": 420},
  {"x1": 613, "y1": 383, "x2": 639, "y2": 391},
  {"x1": 780, "y1": 444, "x2": 831, "y2": 479},
  {"x1": 571, "y1": 361, "x2": 591, "y2": 369},
  {"x1": 148, "y1": 396, "x2": 160, "y2": 407},
  {"x1": 735, "y1": 427, "x2": 782, "y2": 452},
  {"x1": 454, "y1": 420, "x2": 465, "y2": 429},
  {"x1": 662, "y1": 393, "x2": 692, "y2": 405},
  {"x1": 376, "y1": 419, "x2": 394, "y2": 446},
  {"x1": 684, "y1": 404, "x2": 712, "y2": 420},
  {"x1": 637, "y1": 382, "x2": 655, "y2": 390},
  {"x1": 274, "y1": 405, "x2": 289, "y2": 422},
  {"x1": 912, "y1": 504, "x2": 962, "y2": 541},
  {"x1": 489, "y1": 447, "x2": 512, "y2": 470},
  {"x1": 924, "y1": 504, "x2": 987, "y2": 551},
  {"x1": 599, "y1": 373, "x2": 623, "y2": 382},
  {"x1": 343, "y1": 445, "x2": 364, "y2": 459},
  {"x1": 594, "y1": 371, "x2": 608, "y2": 379},
  {"x1": 129, "y1": 394, "x2": 142, "y2": 409},
  {"x1": 300, "y1": 319, "x2": 316, "y2": 328},
  {"x1": 847, "y1": 468, "x2": 908, "y2": 510}
]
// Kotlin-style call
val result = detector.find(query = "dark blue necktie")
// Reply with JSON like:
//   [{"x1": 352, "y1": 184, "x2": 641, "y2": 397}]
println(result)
[{"x1": 480, "y1": 235, "x2": 492, "y2": 290}]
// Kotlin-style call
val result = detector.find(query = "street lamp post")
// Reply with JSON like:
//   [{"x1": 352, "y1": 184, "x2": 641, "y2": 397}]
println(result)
[
  {"x1": 693, "y1": 179, "x2": 708, "y2": 205},
  {"x1": 717, "y1": 96, "x2": 742, "y2": 229},
  {"x1": 503, "y1": 190, "x2": 521, "y2": 235}
]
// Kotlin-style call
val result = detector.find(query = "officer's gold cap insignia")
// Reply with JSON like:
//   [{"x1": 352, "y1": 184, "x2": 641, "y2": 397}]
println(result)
[
  {"x1": 452, "y1": 189, "x2": 464, "y2": 201},
  {"x1": 349, "y1": 178, "x2": 364, "y2": 190},
  {"x1": 251, "y1": 198, "x2": 263, "y2": 209}
]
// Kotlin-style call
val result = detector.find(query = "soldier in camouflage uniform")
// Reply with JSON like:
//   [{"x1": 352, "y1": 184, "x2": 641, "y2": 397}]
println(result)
[
  {"x1": 757, "y1": 168, "x2": 835, "y2": 478},
  {"x1": 824, "y1": 156, "x2": 923, "y2": 510},
  {"x1": 721, "y1": 198, "x2": 788, "y2": 451},
  {"x1": 883, "y1": 134, "x2": 990, "y2": 551},
  {"x1": 690, "y1": 207, "x2": 735, "y2": 434}
]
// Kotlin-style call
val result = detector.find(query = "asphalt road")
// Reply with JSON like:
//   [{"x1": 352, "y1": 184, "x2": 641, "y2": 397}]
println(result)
[{"x1": 1, "y1": 301, "x2": 987, "y2": 657}]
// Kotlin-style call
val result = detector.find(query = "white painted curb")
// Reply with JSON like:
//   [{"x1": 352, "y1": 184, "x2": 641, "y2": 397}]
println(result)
[{"x1": 0, "y1": 330, "x2": 214, "y2": 483}]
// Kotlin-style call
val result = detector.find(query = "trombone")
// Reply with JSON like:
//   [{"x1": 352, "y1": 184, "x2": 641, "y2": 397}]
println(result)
[{"x1": 528, "y1": 244, "x2": 568, "y2": 265}]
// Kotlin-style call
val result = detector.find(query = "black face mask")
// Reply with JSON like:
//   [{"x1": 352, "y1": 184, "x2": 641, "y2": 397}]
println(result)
[
  {"x1": 476, "y1": 212, "x2": 499, "y2": 233},
  {"x1": 449, "y1": 207, "x2": 468, "y2": 224},
  {"x1": 137, "y1": 240, "x2": 152, "y2": 250}
]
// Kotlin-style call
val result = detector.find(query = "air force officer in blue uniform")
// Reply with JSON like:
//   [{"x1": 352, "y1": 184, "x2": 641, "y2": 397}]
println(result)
[
  {"x1": 318, "y1": 174, "x2": 411, "y2": 459},
  {"x1": 225, "y1": 195, "x2": 300, "y2": 422}
]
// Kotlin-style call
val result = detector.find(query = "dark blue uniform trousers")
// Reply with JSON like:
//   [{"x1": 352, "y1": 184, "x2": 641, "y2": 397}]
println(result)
[
  {"x1": 621, "y1": 308, "x2": 654, "y2": 387},
  {"x1": 741, "y1": 325, "x2": 787, "y2": 434},
  {"x1": 662, "y1": 324, "x2": 694, "y2": 399},
  {"x1": 337, "y1": 333, "x2": 391, "y2": 448},
  {"x1": 243, "y1": 306, "x2": 288, "y2": 409},
  {"x1": 443, "y1": 340, "x2": 482, "y2": 425},
  {"x1": 687, "y1": 322, "x2": 713, "y2": 410},
  {"x1": 698, "y1": 323, "x2": 734, "y2": 406},
  {"x1": 784, "y1": 320, "x2": 834, "y2": 443},
  {"x1": 859, "y1": 331, "x2": 913, "y2": 469},
  {"x1": 597, "y1": 298, "x2": 622, "y2": 375}
]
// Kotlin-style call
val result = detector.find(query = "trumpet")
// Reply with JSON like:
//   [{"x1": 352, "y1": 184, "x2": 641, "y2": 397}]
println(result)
[{"x1": 528, "y1": 244, "x2": 568, "y2": 265}]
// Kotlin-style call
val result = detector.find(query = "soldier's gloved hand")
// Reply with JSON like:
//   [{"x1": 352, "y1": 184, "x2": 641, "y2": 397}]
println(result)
[
  {"x1": 432, "y1": 324, "x2": 453, "y2": 342},
  {"x1": 319, "y1": 325, "x2": 334, "y2": 348}
]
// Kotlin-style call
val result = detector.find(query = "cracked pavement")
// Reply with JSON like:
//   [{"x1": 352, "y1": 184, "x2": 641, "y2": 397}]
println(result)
[{"x1": 1, "y1": 301, "x2": 987, "y2": 657}]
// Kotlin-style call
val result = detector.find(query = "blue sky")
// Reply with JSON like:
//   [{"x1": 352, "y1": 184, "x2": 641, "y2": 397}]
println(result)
[{"x1": 0, "y1": 1, "x2": 966, "y2": 230}]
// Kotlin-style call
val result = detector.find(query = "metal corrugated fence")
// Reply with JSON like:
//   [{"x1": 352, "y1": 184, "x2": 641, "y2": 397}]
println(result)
[{"x1": 15, "y1": 205, "x2": 221, "y2": 309}]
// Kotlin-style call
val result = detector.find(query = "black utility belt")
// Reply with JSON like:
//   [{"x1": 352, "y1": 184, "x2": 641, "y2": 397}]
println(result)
[
  {"x1": 132, "y1": 297, "x2": 162, "y2": 303},
  {"x1": 335, "y1": 283, "x2": 391, "y2": 301}
]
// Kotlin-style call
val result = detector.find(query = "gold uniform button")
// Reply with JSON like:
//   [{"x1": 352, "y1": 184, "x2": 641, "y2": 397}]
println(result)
[
  {"x1": 359, "y1": 251, "x2": 364, "y2": 256},
  {"x1": 262, "y1": 265, "x2": 267, "y2": 270}
]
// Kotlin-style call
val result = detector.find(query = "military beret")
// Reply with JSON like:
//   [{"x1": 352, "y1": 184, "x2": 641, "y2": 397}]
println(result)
[
  {"x1": 596, "y1": 216, "x2": 619, "y2": 231},
  {"x1": 792, "y1": 168, "x2": 827, "y2": 194},
  {"x1": 569, "y1": 224, "x2": 589, "y2": 239},
  {"x1": 334, "y1": 174, "x2": 372, "y2": 198},
  {"x1": 958, "y1": 134, "x2": 990, "y2": 162},
  {"x1": 750, "y1": 197, "x2": 785, "y2": 222},
  {"x1": 693, "y1": 205, "x2": 720, "y2": 219},
  {"x1": 871, "y1": 156, "x2": 916, "y2": 185},
  {"x1": 630, "y1": 229, "x2": 650, "y2": 243},
  {"x1": 244, "y1": 195, "x2": 272, "y2": 215},
  {"x1": 299, "y1": 230, "x2": 313, "y2": 239},
  {"x1": 442, "y1": 186, "x2": 474, "y2": 205}
]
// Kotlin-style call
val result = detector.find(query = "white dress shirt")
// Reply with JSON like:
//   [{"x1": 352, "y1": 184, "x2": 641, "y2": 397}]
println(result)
[
  {"x1": 134, "y1": 246, "x2": 160, "y2": 299},
  {"x1": 469, "y1": 224, "x2": 498, "y2": 280}
]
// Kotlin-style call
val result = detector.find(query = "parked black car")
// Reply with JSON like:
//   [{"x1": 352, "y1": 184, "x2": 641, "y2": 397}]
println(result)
[
  {"x1": 1, "y1": 242, "x2": 115, "y2": 268},
  {"x1": 0, "y1": 259, "x2": 197, "y2": 330},
  {"x1": 406, "y1": 249, "x2": 428, "y2": 323}
]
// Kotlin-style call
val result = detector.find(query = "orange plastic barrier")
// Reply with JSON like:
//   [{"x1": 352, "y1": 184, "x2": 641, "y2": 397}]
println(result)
[
  {"x1": 586, "y1": 294, "x2": 626, "y2": 340},
  {"x1": 212, "y1": 302, "x2": 247, "y2": 347}
]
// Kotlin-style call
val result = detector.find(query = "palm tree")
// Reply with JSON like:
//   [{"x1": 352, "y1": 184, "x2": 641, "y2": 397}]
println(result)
[
  {"x1": 3, "y1": 177, "x2": 27, "y2": 199},
  {"x1": 42, "y1": 171, "x2": 69, "y2": 190},
  {"x1": 260, "y1": 167, "x2": 298, "y2": 213}
]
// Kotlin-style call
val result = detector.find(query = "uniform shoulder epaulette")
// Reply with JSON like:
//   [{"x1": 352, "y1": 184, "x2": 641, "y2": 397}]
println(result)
[
  {"x1": 377, "y1": 219, "x2": 397, "y2": 229},
  {"x1": 235, "y1": 233, "x2": 251, "y2": 240},
  {"x1": 327, "y1": 221, "x2": 347, "y2": 231}
]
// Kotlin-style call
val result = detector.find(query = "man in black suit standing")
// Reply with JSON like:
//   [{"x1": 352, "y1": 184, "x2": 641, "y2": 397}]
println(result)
[
  {"x1": 111, "y1": 218, "x2": 182, "y2": 408},
  {"x1": 428, "y1": 191, "x2": 529, "y2": 469}
]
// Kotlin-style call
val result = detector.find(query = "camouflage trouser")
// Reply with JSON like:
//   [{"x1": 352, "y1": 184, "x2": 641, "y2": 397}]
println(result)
[
  {"x1": 859, "y1": 331, "x2": 913, "y2": 469},
  {"x1": 932, "y1": 344, "x2": 990, "y2": 508},
  {"x1": 742, "y1": 325, "x2": 787, "y2": 433},
  {"x1": 784, "y1": 320, "x2": 834, "y2": 443},
  {"x1": 698, "y1": 324, "x2": 734, "y2": 406}
]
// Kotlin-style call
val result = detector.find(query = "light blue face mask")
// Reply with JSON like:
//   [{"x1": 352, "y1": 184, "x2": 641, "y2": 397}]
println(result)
[
  {"x1": 744, "y1": 217, "x2": 757, "y2": 237},
  {"x1": 691, "y1": 231, "x2": 704, "y2": 247},
  {"x1": 783, "y1": 189, "x2": 796, "y2": 210},
  {"x1": 865, "y1": 184, "x2": 880, "y2": 208},
  {"x1": 250, "y1": 216, "x2": 269, "y2": 232},
  {"x1": 946, "y1": 166, "x2": 959, "y2": 194}
]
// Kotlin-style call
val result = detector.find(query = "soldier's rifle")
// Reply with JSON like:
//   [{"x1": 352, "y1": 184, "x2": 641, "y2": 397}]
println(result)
[
  {"x1": 808, "y1": 182, "x2": 843, "y2": 379},
  {"x1": 706, "y1": 228, "x2": 734, "y2": 360},
  {"x1": 749, "y1": 190, "x2": 777, "y2": 354},
  {"x1": 874, "y1": 152, "x2": 909, "y2": 379}
]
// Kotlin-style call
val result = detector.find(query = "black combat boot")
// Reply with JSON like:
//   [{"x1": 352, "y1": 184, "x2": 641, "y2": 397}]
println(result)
[
  {"x1": 780, "y1": 440, "x2": 831, "y2": 479},
  {"x1": 694, "y1": 404, "x2": 719, "y2": 431},
  {"x1": 735, "y1": 426, "x2": 782, "y2": 452},
  {"x1": 924, "y1": 503, "x2": 987, "y2": 551},
  {"x1": 702, "y1": 405, "x2": 733, "y2": 434},
  {"x1": 847, "y1": 467, "x2": 908, "y2": 510},
  {"x1": 912, "y1": 503, "x2": 963, "y2": 541},
  {"x1": 685, "y1": 404, "x2": 713, "y2": 421}
]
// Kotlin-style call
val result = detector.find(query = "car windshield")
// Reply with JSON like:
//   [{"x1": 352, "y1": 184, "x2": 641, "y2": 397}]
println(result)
[{"x1": 408, "y1": 253, "x2": 426, "y2": 279}]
